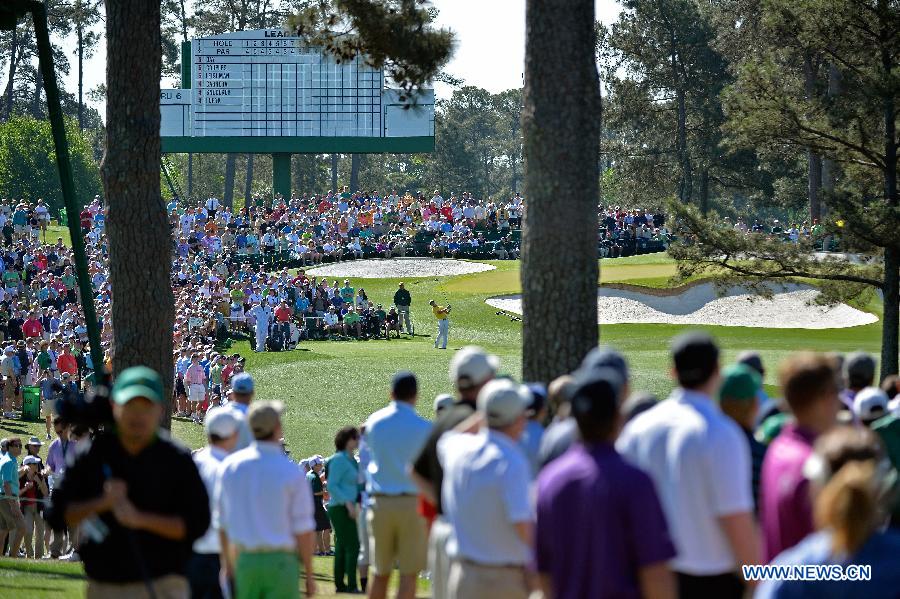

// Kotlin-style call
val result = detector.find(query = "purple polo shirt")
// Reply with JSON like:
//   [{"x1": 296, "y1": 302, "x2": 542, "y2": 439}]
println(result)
[
  {"x1": 759, "y1": 423, "x2": 816, "y2": 562},
  {"x1": 535, "y1": 442, "x2": 675, "y2": 599}
]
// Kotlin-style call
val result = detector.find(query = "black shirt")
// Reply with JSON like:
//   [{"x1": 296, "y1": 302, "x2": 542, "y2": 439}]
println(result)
[
  {"x1": 46, "y1": 431, "x2": 210, "y2": 583},
  {"x1": 412, "y1": 401, "x2": 474, "y2": 515}
]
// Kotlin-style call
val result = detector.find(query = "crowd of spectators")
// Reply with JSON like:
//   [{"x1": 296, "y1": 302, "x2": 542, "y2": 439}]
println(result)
[{"x1": 7, "y1": 336, "x2": 897, "y2": 598}]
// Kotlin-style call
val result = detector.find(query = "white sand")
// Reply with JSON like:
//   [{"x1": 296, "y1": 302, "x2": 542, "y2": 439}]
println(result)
[
  {"x1": 305, "y1": 258, "x2": 495, "y2": 279},
  {"x1": 487, "y1": 283, "x2": 877, "y2": 329}
]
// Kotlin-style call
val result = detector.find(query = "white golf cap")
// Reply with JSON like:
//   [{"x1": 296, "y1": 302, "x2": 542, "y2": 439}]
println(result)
[
  {"x1": 205, "y1": 407, "x2": 240, "y2": 439},
  {"x1": 450, "y1": 346, "x2": 499, "y2": 391},
  {"x1": 853, "y1": 386, "x2": 889, "y2": 424},
  {"x1": 477, "y1": 379, "x2": 531, "y2": 427},
  {"x1": 433, "y1": 393, "x2": 454, "y2": 414}
]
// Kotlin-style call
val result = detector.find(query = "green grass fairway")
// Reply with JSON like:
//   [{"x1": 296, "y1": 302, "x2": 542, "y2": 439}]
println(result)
[
  {"x1": 1, "y1": 254, "x2": 883, "y2": 456},
  {"x1": 0, "y1": 253, "x2": 883, "y2": 593}
]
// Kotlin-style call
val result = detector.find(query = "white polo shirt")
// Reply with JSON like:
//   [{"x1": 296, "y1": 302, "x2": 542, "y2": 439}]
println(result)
[
  {"x1": 616, "y1": 388, "x2": 753, "y2": 576},
  {"x1": 438, "y1": 429, "x2": 532, "y2": 566},
  {"x1": 192, "y1": 445, "x2": 230, "y2": 554},
  {"x1": 214, "y1": 441, "x2": 315, "y2": 551}
]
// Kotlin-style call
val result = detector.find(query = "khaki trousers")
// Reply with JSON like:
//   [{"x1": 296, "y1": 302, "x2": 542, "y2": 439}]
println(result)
[
  {"x1": 87, "y1": 574, "x2": 189, "y2": 599},
  {"x1": 22, "y1": 504, "x2": 45, "y2": 558},
  {"x1": 447, "y1": 560, "x2": 528, "y2": 599}
]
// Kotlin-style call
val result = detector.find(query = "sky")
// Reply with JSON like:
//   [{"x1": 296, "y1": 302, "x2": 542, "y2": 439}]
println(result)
[{"x1": 53, "y1": 0, "x2": 623, "y2": 115}]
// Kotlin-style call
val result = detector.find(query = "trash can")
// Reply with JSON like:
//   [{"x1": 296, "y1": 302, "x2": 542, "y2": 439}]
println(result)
[
  {"x1": 22, "y1": 386, "x2": 42, "y2": 422},
  {"x1": 59, "y1": 207, "x2": 68, "y2": 226}
]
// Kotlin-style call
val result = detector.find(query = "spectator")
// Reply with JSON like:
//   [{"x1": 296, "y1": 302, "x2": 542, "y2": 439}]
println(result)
[
  {"x1": 45, "y1": 366, "x2": 210, "y2": 596},
  {"x1": 840, "y1": 351, "x2": 876, "y2": 414},
  {"x1": 519, "y1": 383, "x2": 547, "y2": 476},
  {"x1": 363, "y1": 371, "x2": 432, "y2": 599},
  {"x1": 224, "y1": 372, "x2": 254, "y2": 450},
  {"x1": 215, "y1": 401, "x2": 316, "y2": 599},
  {"x1": 760, "y1": 353, "x2": 840, "y2": 562},
  {"x1": 439, "y1": 379, "x2": 534, "y2": 599},
  {"x1": 189, "y1": 407, "x2": 241, "y2": 599},
  {"x1": 539, "y1": 347, "x2": 630, "y2": 468},
  {"x1": 718, "y1": 364, "x2": 768, "y2": 511},
  {"x1": 0, "y1": 437, "x2": 26, "y2": 557},
  {"x1": 736, "y1": 350, "x2": 779, "y2": 425},
  {"x1": 306, "y1": 456, "x2": 332, "y2": 556},
  {"x1": 412, "y1": 346, "x2": 499, "y2": 599},
  {"x1": 325, "y1": 426, "x2": 361, "y2": 594},
  {"x1": 618, "y1": 332, "x2": 760, "y2": 598},
  {"x1": 536, "y1": 367, "x2": 676, "y2": 599},
  {"x1": 853, "y1": 387, "x2": 890, "y2": 427},
  {"x1": 20, "y1": 452, "x2": 49, "y2": 558},
  {"x1": 756, "y1": 426, "x2": 900, "y2": 597}
]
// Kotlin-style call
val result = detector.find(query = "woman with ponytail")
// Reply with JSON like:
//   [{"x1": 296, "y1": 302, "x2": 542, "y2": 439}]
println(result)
[{"x1": 756, "y1": 426, "x2": 900, "y2": 598}]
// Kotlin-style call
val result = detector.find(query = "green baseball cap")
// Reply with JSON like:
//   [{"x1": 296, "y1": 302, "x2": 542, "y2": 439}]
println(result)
[
  {"x1": 112, "y1": 366, "x2": 164, "y2": 405},
  {"x1": 718, "y1": 363, "x2": 761, "y2": 402}
]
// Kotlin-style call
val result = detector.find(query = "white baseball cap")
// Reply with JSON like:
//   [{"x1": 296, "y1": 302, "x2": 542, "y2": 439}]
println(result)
[
  {"x1": 205, "y1": 407, "x2": 240, "y2": 439},
  {"x1": 433, "y1": 393, "x2": 454, "y2": 414},
  {"x1": 477, "y1": 379, "x2": 531, "y2": 427},
  {"x1": 450, "y1": 346, "x2": 499, "y2": 391},
  {"x1": 853, "y1": 386, "x2": 889, "y2": 424}
]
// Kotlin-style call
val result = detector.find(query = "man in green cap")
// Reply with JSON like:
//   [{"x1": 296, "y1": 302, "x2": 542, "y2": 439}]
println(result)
[
  {"x1": 46, "y1": 366, "x2": 210, "y2": 598},
  {"x1": 718, "y1": 363, "x2": 767, "y2": 511}
]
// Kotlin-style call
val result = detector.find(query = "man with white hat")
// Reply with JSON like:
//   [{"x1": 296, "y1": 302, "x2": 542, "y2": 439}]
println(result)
[
  {"x1": 189, "y1": 407, "x2": 241, "y2": 599},
  {"x1": 412, "y1": 346, "x2": 499, "y2": 599},
  {"x1": 215, "y1": 401, "x2": 316, "y2": 599},
  {"x1": 438, "y1": 379, "x2": 534, "y2": 599}
]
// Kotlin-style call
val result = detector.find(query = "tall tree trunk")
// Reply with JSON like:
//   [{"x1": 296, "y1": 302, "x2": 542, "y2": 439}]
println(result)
[
  {"x1": 675, "y1": 86, "x2": 691, "y2": 203},
  {"x1": 103, "y1": 0, "x2": 174, "y2": 427},
  {"x1": 331, "y1": 153, "x2": 338, "y2": 192},
  {"x1": 244, "y1": 153, "x2": 254, "y2": 205},
  {"x1": 223, "y1": 152, "x2": 236, "y2": 208},
  {"x1": 803, "y1": 54, "x2": 822, "y2": 222},
  {"x1": 698, "y1": 169, "x2": 709, "y2": 215},
  {"x1": 820, "y1": 63, "x2": 842, "y2": 215},
  {"x1": 31, "y1": 65, "x2": 43, "y2": 119},
  {"x1": 882, "y1": 51, "x2": 898, "y2": 379},
  {"x1": 808, "y1": 150, "x2": 822, "y2": 222},
  {"x1": 522, "y1": 0, "x2": 600, "y2": 382},
  {"x1": 187, "y1": 153, "x2": 193, "y2": 198},
  {"x1": 349, "y1": 153, "x2": 360, "y2": 191},
  {"x1": 4, "y1": 28, "x2": 18, "y2": 121},
  {"x1": 77, "y1": 19, "x2": 84, "y2": 130}
]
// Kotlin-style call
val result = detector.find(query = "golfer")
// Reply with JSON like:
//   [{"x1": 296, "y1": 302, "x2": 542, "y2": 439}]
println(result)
[{"x1": 429, "y1": 300, "x2": 450, "y2": 350}]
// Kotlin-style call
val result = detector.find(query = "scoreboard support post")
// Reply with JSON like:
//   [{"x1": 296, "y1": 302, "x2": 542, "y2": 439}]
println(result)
[{"x1": 272, "y1": 152, "x2": 292, "y2": 199}]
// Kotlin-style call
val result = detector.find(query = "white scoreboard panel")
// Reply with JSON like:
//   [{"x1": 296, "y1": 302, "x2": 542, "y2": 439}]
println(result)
[{"x1": 192, "y1": 29, "x2": 383, "y2": 137}]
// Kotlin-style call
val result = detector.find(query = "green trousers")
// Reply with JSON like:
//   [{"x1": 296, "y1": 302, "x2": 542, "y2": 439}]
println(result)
[
  {"x1": 327, "y1": 504, "x2": 360, "y2": 592},
  {"x1": 235, "y1": 551, "x2": 299, "y2": 599}
]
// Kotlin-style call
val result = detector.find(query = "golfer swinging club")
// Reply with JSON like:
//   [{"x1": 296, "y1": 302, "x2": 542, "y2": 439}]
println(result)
[{"x1": 429, "y1": 299, "x2": 450, "y2": 349}]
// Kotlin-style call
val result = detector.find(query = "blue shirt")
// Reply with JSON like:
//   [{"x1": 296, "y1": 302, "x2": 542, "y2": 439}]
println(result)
[
  {"x1": 326, "y1": 451, "x2": 359, "y2": 507},
  {"x1": 364, "y1": 401, "x2": 432, "y2": 495},
  {"x1": 0, "y1": 453, "x2": 19, "y2": 496},
  {"x1": 756, "y1": 529, "x2": 900, "y2": 599}
]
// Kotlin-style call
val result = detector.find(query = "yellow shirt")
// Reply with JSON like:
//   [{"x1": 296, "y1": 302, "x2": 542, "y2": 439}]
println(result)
[{"x1": 432, "y1": 305, "x2": 449, "y2": 320}]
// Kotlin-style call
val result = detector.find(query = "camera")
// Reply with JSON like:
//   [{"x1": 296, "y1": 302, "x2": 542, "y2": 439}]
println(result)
[{"x1": 55, "y1": 378, "x2": 113, "y2": 429}]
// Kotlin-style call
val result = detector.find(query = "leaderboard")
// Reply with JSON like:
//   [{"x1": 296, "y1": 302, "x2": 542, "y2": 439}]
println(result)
[{"x1": 191, "y1": 29, "x2": 383, "y2": 137}]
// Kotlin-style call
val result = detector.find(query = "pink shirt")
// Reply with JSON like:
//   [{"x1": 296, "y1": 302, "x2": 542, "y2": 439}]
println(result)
[
  {"x1": 184, "y1": 364, "x2": 207, "y2": 386},
  {"x1": 759, "y1": 423, "x2": 816, "y2": 562}
]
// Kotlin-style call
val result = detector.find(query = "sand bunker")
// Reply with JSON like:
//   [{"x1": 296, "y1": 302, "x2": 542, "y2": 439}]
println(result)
[
  {"x1": 487, "y1": 283, "x2": 877, "y2": 329},
  {"x1": 306, "y1": 258, "x2": 495, "y2": 279}
]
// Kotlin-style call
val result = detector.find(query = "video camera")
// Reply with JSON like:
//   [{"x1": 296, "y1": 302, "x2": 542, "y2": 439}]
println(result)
[{"x1": 54, "y1": 377, "x2": 113, "y2": 430}]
